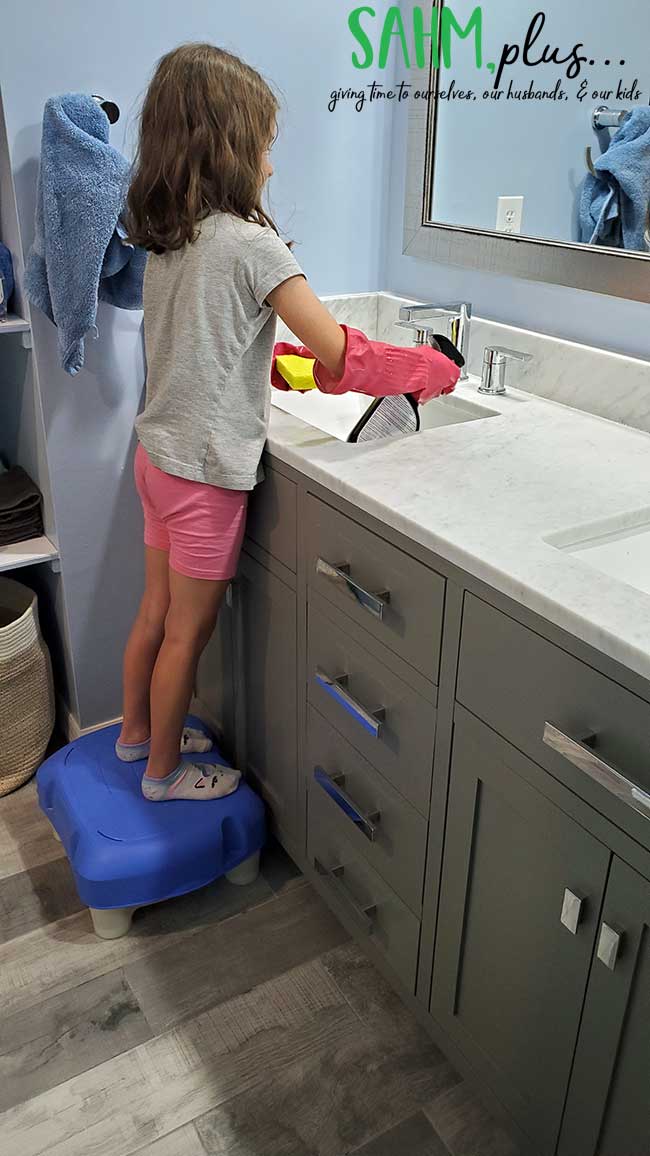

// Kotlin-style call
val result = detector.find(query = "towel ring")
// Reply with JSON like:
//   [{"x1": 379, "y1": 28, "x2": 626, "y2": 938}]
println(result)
[
  {"x1": 92, "y1": 94, "x2": 120, "y2": 125},
  {"x1": 585, "y1": 146, "x2": 597, "y2": 176}
]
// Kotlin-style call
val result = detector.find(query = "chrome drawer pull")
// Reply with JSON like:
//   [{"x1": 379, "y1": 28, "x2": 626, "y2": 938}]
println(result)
[
  {"x1": 315, "y1": 557, "x2": 390, "y2": 621},
  {"x1": 315, "y1": 668, "x2": 385, "y2": 738},
  {"x1": 543, "y1": 722, "x2": 650, "y2": 822},
  {"x1": 314, "y1": 767, "x2": 381, "y2": 842},
  {"x1": 597, "y1": 923, "x2": 622, "y2": 971},
  {"x1": 560, "y1": 888, "x2": 584, "y2": 935},
  {"x1": 314, "y1": 857, "x2": 377, "y2": 931}
]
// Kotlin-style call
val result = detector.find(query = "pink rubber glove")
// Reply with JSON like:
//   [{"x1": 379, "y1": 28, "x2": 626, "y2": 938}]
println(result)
[{"x1": 314, "y1": 326, "x2": 460, "y2": 404}]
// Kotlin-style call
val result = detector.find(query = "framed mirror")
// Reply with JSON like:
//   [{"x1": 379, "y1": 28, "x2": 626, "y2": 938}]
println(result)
[{"x1": 403, "y1": 1, "x2": 650, "y2": 301}]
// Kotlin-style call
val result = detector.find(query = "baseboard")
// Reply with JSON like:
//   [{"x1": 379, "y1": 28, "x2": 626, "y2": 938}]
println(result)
[
  {"x1": 57, "y1": 693, "x2": 211, "y2": 745},
  {"x1": 56, "y1": 696, "x2": 123, "y2": 742},
  {"x1": 81, "y1": 715, "x2": 123, "y2": 737},
  {"x1": 56, "y1": 695, "x2": 80, "y2": 741}
]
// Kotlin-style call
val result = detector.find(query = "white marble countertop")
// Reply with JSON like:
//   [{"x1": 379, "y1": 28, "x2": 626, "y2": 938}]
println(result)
[{"x1": 267, "y1": 381, "x2": 650, "y2": 684}]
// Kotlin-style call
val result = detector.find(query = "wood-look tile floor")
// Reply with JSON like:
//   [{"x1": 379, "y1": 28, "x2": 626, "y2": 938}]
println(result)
[{"x1": 0, "y1": 781, "x2": 522, "y2": 1156}]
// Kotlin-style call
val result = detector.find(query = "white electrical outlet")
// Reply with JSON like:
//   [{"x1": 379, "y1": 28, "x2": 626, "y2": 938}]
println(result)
[{"x1": 496, "y1": 196, "x2": 524, "y2": 234}]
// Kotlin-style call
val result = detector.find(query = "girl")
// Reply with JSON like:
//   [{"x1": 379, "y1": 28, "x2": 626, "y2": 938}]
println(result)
[{"x1": 118, "y1": 42, "x2": 459, "y2": 801}]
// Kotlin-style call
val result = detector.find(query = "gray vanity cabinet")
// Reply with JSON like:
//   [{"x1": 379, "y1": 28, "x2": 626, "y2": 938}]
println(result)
[
  {"x1": 195, "y1": 589, "x2": 237, "y2": 760},
  {"x1": 238, "y1": 548, "x2": 298, "y2": 842},
  {"x1": 305, "y1": 493, "x2": 445, "y2": 683},
  {"x1": 205, "y1": 453, "x2": 650, "y2": 1154},
  {"x1": 195, "y1": 464, "x2": 300, "y2": 845},
  {"x1": 245, "y1": 465, "x2": 297, "y2": 574},
  {"x1": 431, "y1": 708, "x2": 611, "y2": 1156},
  {"x1": 558, "y1": 858, "x2": 650, "y2": 1156}
]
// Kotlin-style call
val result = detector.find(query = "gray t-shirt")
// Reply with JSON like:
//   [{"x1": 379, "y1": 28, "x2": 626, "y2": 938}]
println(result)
[{"x1": 136, "y1": 212, "x2": 303, "y2": 490}]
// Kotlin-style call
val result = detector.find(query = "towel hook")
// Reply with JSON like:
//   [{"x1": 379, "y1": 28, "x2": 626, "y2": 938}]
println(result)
[
  {"x1": 586, "y1": 105, "x2": 630, "y2": 174},
  {"x1": 592, "y1": 105, "x2": 629, "y2": 132},
  {"x1": 92, "y1": 94, "x2": 120, "y2": 125}
]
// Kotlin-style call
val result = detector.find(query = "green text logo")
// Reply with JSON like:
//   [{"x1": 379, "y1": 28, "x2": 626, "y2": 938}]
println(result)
[{"x1": 348, "y1": 5, "x2": 484, "y2": 70}]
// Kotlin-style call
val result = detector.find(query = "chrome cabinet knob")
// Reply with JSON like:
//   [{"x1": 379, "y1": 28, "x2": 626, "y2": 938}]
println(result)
[
  {"x1": 560, "y1": 888, "x2": 584, "y2": 935},
  {"x1": 597, "y1": 923, "x2": 622, "y2": 971}
]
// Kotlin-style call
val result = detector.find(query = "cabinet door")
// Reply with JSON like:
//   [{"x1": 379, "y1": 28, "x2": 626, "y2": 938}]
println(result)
[
  {"x1": 558, "y1": 859, "x2": 650, "y2": 1156},
  {"x1": 238, "y1": 551, "x2": 298, "y2": 837},
  {"x1": 432, "y1": 710, "x2": 611, "y2": 1156},
  {"x1": 195, "y1": 587, "x2": 237, "y2": 761}
]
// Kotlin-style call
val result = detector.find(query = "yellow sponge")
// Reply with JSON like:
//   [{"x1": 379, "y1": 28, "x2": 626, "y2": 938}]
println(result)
[{"x1": 275, "y1": 354, "x2": 317, "y2": 391}]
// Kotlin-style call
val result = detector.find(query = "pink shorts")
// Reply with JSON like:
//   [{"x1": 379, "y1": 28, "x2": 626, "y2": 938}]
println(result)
[{"x1": 134, "y1": 443, "x2": 248, "y2": 581}]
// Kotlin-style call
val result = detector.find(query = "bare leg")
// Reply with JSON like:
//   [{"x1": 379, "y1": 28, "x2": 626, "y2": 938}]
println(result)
[
  {"x1": 146, "y1": 571, "x2": 228, "y2": 780},
  {"x1": 119, "y1": 547, "x2": 170, "y2": 745}
]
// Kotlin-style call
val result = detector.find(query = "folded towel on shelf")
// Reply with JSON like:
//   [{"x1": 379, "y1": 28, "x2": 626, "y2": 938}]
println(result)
[
  {"x1": 579, "y1": 107, "x2": 650, "y2": 250},
  {"x1": 0, "y1": 242, "x2": 15, "y2": 318},
  {"x1": 25, "y1": 93, "x2": 146, "y2": 375},
  {"x1": 0, "y1": 467, "x2": 44, "y2": 547}
]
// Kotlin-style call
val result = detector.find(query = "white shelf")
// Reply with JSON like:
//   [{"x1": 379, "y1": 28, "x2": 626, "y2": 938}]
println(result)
[
  {"x1": 0, "y1": 313, "x2": 30, "y2": 335},
  {"x1": 0, "y1": 535, "x2": 58, "y2": 573}
]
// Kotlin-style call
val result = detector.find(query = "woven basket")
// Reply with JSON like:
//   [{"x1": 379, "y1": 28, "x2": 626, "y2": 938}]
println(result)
[{"x1": 0, "y1": 576, "x2": 54, "y2": 796}]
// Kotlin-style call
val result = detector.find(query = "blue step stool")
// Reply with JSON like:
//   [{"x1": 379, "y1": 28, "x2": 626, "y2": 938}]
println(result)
[{"x1": 37, "y1": 718, "x2": 266, "y2": 939}]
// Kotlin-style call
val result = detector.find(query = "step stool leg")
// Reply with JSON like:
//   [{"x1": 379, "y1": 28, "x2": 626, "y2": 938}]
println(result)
[
  {"x1": 89, "y1": 906, "x2": 136, "y2": 939},
  {"x1": 226, "y1": 850, "x2": 261, "y2": 886}
]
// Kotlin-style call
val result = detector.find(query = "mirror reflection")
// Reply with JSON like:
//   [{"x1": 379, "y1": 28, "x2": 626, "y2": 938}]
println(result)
[{"x1": 428, "y1": 1, "x2": 650, "y2": 252}]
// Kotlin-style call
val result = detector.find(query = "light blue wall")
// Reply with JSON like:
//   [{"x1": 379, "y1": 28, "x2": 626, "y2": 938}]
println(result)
[
  {"x1": 0, "y1": 0, "x2": 393, "y2": 727},
  {"x1": 431, "y1": 0, "x2": 650, "y2": 244},
  {"x1": 385, "y1": 5, "x2": 650, "y2": 361}
]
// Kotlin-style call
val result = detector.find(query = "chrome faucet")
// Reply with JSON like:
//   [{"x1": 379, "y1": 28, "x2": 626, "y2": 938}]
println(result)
[
  {"x1": 397, "y1": 302, "x2": 472, "y2": 381},
  {"x1": 479, "y1": 346, "x2": 532, "y2": 396}
]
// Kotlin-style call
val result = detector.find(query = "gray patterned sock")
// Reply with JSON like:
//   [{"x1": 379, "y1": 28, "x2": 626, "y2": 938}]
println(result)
[{"x1": 142, "y1": 760, "x2": 241, "y2": 802}]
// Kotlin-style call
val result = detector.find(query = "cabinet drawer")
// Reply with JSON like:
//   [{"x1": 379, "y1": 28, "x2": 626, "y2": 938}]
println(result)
[
  {"x1": 308, "y1": 600, "x2": 436, "y2": 816},
  {"x1": 307, "y1": 706, "x2": 428, "y2": 914},
  {"x1": 458, "y1": 594, "x2": 650, "y2": 848},
  {"x1": 246, "y1": 468, "x2": 297, "y2": 572},
  {"x1": 308, "y1": 783, "x2": 420, "y2": 992},
  {"x1": 306, "y1": 494, "x2": 444, "y2": 683}
]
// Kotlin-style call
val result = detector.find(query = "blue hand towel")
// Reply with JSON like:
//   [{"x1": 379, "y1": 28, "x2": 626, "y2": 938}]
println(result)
[
  {"x1": 579, "y1": 107, "x2": 650, "y2": 251},
  {"x1": 25, "y1": 93, "x2": 146, "y2": 375}
]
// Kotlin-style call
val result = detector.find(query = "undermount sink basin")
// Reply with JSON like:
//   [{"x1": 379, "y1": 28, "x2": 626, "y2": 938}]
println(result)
[
  {"x1": 271, "y1": 387, "x2": 498, "y2": 442},
  {"x1": 418, "y1": 393, "x2": 499, "y2": 431},
  {"x1": 271, "y1": 389, "x2": 370, "y2": 441},
  {"x1": 547, "y1": 511, "x2": 650, "y2": 599}
]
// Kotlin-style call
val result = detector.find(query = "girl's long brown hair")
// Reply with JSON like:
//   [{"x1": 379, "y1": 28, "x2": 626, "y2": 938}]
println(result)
[{"x1": 127, "y1": 43, "x2": 279, "y2": 253}]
